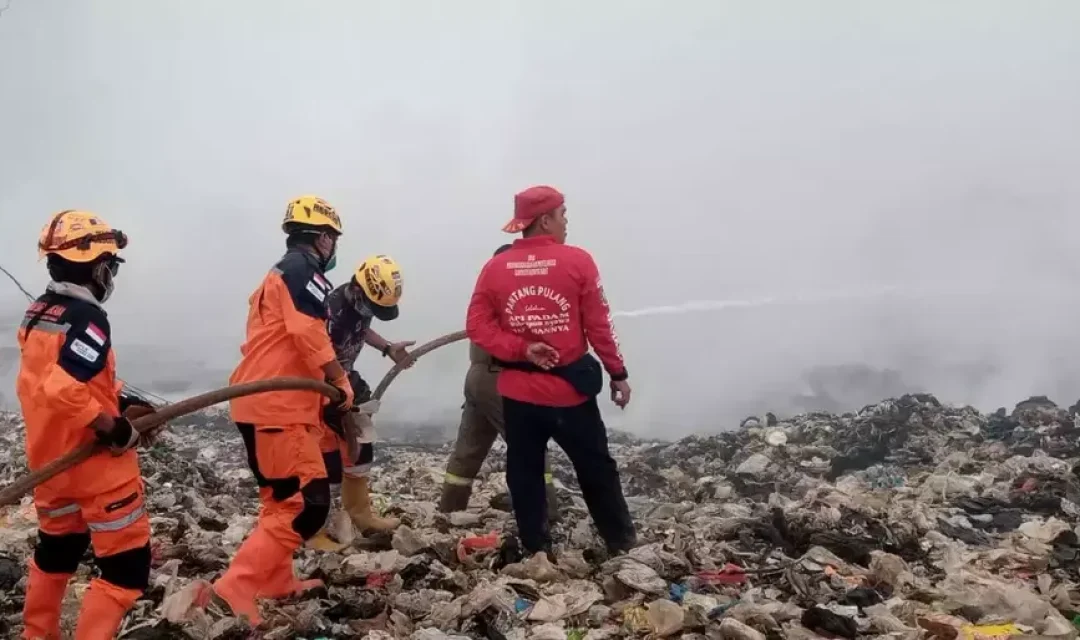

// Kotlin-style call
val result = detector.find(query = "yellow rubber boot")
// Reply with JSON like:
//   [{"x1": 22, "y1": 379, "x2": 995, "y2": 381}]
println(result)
[
  {"x1": 306, "y1": 528, "x2": 348, "y2": 553},
  {"x1": 342, "y1": 475, "x2": 400, "y2": 534}
]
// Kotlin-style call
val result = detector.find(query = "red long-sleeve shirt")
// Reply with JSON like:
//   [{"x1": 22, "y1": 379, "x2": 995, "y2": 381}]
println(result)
[{"x1": 465, "y1": 235, "x2": 627, "y2": 407}]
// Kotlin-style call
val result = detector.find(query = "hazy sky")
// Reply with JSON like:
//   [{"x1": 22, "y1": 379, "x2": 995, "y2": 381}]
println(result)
[{"x1": 1, "y1": 1, "x2": 1079, "y2": 436}]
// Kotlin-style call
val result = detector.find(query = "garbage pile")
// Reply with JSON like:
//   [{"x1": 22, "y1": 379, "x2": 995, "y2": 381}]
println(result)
[{"x1": 4, "y1": 393, "x2": 1080, "y2": 639}]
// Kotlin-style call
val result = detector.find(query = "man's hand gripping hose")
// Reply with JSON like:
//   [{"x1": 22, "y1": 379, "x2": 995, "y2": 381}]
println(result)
[{"x1": 0, "y1": 377, "x2": 343, "y2": 506}]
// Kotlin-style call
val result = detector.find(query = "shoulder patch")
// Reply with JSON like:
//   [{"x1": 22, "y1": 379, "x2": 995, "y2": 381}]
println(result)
[
  {"x1": 55, "y1": 299, "x2": 112, "y2": 383},
  {"x1": 306, "y1": 279, "x2": 328, "y2": 303},
  {"x1": 275, "y1": 251, "x2": 332, "y2": 320},
  {"x1": 85, "y1": 322, "x2": 107, "y2": 346},
  {"x1": 69, "y1": 338, "x2": 101, "y2": 363}
]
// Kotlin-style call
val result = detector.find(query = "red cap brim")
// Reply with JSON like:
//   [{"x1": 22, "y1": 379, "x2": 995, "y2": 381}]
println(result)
[{"x1": 502, "y1": 218, "x2": 529, "y2": 233}]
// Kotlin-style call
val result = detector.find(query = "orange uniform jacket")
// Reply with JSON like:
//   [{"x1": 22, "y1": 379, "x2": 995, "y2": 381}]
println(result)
[
  {"x1": 16, "y1": 290, "x2": 135, "y2": 497},
  {"x1": 229, "y1": 248, "x2": 337, "y2": 427}
]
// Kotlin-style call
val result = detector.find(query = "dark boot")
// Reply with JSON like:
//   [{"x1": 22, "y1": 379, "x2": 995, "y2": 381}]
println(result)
[
  {"x1": 438, "y1": 483, "x2": 472, "y2": 513},
  {"x1": 491, "y1": 486, "x2": 561, "y2": 524},
  {"x1": 605, "y1": 532, "x2": 638, "y2": 556}
]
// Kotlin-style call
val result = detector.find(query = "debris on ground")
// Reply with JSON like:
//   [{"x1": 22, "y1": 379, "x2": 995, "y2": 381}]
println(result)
[{"x1": 4, "y1": 393, "x2": 1080, "y2": 638}]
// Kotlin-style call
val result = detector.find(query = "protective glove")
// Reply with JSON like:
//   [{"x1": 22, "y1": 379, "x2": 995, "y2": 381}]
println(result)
[
  {"x1": 118, "y1": 391, "x2": 155, "y2": 414},
  {"x1": 118, "y1": 394, "x2": 167, "y2": 448},
  {"x1": 329, "y1": 373, "x2": 355, "y2": 410},
  {"x1": 322, "y1": 402, "x2": 348, "y2": 439},
  {"x1": 92, "y1": 414, "x2": 140, "y2": 455},
  {"x1": 348, "y1": 371, "x2": 373, "y2": 405}
]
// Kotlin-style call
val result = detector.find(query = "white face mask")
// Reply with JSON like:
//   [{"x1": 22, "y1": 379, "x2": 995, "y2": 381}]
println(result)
[{"x1": 92, "y1": 260, "x2": 118, "y2": 303}]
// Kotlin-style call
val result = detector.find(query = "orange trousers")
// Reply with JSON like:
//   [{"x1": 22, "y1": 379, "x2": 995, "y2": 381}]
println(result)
[
  {"x1": 212, "y1": 423, "x2": 329, "y2": 626},
  {"x1": 23, "y1": 472, "x2": 151, "y2": 640}
]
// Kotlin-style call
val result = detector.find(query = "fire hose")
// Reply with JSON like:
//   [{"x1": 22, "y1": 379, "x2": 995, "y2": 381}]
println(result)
[
  {"x1": 0, "y1": 330, "x2": 469, "y2": 507},
  {"x1": 372, "y1": 330, "x2": 466, "y2": 400}
]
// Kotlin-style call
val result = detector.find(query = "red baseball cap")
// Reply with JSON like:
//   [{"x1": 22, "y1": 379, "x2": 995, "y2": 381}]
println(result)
[{"x1": 502, "y1": 185, "x2": 565, "y2": 233}]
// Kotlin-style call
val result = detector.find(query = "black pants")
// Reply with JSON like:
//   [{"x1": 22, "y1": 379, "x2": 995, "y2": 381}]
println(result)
[{"x1": 503, "y1": 396, "x2": 636, "y2": 553}]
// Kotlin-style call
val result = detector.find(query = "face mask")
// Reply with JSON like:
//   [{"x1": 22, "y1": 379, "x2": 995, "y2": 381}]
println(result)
[
  {"x1": 320, "y1": 233, "x2": 338, "y2": 272},
  {"x1": 92, "y1": 261, "x2": 117, "y2": 303},
  {"x1": 351, "y1": 287, "x2": 374, "y2": 317}
]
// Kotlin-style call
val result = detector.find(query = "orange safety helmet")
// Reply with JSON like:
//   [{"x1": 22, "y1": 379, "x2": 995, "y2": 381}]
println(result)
[{"x1": 38, "y1": 210, "x2": 128, "y2": 263}]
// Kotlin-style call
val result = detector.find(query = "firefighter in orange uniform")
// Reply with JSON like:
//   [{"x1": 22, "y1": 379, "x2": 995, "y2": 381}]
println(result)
[
  {"x1": 18, "y1": 210, "x2": 158, "y2": 639},
  {"x1": 196, "y1": 195, "x2": 354, "y2": 626}
]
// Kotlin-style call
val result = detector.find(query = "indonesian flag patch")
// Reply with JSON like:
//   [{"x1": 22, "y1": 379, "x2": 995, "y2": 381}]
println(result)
[{"x1": 85, "y1": 323, "x2": 106, "y2": 346}]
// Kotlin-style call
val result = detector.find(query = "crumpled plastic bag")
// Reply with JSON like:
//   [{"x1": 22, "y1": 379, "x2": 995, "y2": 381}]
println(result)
[
  {"x1": 160, "y1": 580, "x2": 207, "y2": 624},
  {"x1": 940, "y1": 570, "x2": 1073, "y2": 633},
  {"x1": 343, "y1": 549, "x2": 406, "y2": 574},
  {"x1": 457, "y1": 531, "x2": 499, "y2": 563},
  {"x1": 719, "y1": 618, "x2": 767, "y2": 640},
  {"x1": 392, "y1": 526, "x2": 427, "y2": 556},
  {"x1": 603, "y1": 557, "x2": 668, "y2": 596},
  {"x1": 1017, "y1": 517, "x2": 1072, "y2": 543},
  {"x1": 645, "y1": 599, "x2": 684, "y2": 636},
  {"x1": 736, "y1": 453, "x2": 772, "y2": 476},
  {"x1": 530, "y1": 622, "x2": 569, "y2": 640},
  {"x1": 527, "y1": 582, "x2": 602, "y2": 623},
  {"x1": 502, "y1": 552, "x2": 565, "y2": 583},
  {"x1": 410, "y1": 628, "x2": 471, "y2": 640},
  {"x1": 868, "y1": 551, "x2": 911, "y2": 588},
  {"x1": 863, "y1": 604, "x2": 917, "y2": 638},
  {"x1": 460, "y1": 581, "x2": 520, "y2": 618}
]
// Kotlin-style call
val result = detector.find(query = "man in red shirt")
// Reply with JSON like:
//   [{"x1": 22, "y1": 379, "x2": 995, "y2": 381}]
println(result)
[{"x1": 465, "y1": 185, "x2": 637, "y2": 556}]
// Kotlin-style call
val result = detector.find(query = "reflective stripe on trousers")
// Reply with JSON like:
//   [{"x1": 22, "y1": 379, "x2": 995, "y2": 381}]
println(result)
[
  {"x1": 38, "y1": 503, "x2": 80, "y2": 519},
  {"x1": 87, "y1": 505, "x2": 146, "y2": 533},
  {"x1": 444, "y1": 472, "x2": 554, "y2": 486},
  {"x1": 343, "y1": 462, "x2": 372, "y2": 477}
]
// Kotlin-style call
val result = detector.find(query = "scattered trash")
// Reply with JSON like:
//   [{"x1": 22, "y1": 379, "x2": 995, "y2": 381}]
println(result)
[
  {"x1": 696, "y1": 563, "x2": 747, "y2": 586},
  {"x1": 3, "y1": 392, "x2": 1080, "y2": 636}
]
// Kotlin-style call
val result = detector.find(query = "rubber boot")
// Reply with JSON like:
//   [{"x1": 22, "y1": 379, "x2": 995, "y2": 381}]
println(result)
[
  {"x1": 73, "y1": 578, "x2": 140, "y2": 640},
  {"x1": 21, "y1": 561, "x2": 71, "y2": 640},
  {"x1": 491, "y1": 485, "x2": 561, "y2": 524},
  {"x1": 438, "y1": 483, "x2": 472, "y2": 513},
  {"x1": 342, "y1": 475, "x2": 400, "y2": 533},
  {"x1": 305, "y1": 528, "x2": 348, "y2": 553},
  {"x1": 211, "y1": 526, "x2": 291, "y2": 626},
  {"x1": 257, "y1": 556, "x2": 324, "y2": 600}
]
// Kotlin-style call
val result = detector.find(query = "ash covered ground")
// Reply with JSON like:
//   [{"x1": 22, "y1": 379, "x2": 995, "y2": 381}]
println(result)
[{"x1": 4, "y1": 393, "x2": 1080, "y2": 639}]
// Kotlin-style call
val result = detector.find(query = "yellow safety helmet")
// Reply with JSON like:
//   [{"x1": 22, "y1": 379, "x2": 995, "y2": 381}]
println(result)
[
  {"x1": 354, "y1": 254, "x2": 403, "y2": 321},
  {"x1": 38, "y1": 210, "x2": 128, "y2": 263},
  {"x1": 282, "y1": 195, "x2": 343, "y2": 235}
]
